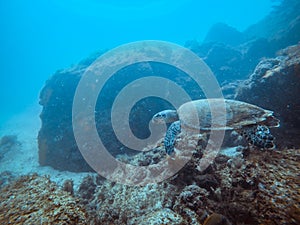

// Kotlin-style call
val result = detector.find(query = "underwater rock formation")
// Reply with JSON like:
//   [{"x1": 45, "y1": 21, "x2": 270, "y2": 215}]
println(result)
[
  {"x1": 244, "y1": 0, "x2": 300, "y2": 48},
  {"x1": 0, "y1": 135, "x2": 18, "y2": 147},
  {"x1": 185, "y1": 40, "x2": 260, "y2": 85},
  {"x1": 74, "y1": 139, "x2": 299, "y2": 225},
  {"x1": 203, "y1": 23, "x2": 245, "y2": 46},
  {"x1": 0, "y1": 135, "x2": 19, "y2": 160},
  {"x1": 38, "y1": 66, "x2": 89, "y2": 172},
  {"x1": 77, "y1": 172, "x2": 181, "y2": 224},
  {"x1": 235, "y1": 44, "x2": 300, "y2": 147},
  {"x1": 2, "y1": 142, "x2": 298, "y2": 224},
  {"x1": 212, "y1": 148, "x2": 300, "y2": 225},
  {"x1": 38, "y1": 57, "x2": 204, "y2": 172},
  {"x1": 132, "y1": 208, "x2": 186, "y2": 225},
  {"x1": 37, "y1": 65, "x2": 102, "y2": 171},
  {"x1": 186, "y1": 0, "x2": 300, "y2": 88},
  {"x1": 0, "y1": 174, "x2": 90, "y2": 224}
]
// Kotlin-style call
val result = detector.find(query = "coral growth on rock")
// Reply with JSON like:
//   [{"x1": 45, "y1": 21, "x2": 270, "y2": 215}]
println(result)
[
  {"x1": 78, "y1": 174, "x2": 179, "y2": 224},
  {"x1": 187, "y1": 0, "x2": 300, "y2": 89},
  {"x1": 236, "y1": 43, "x2": 300, "y2": 147},
  {"x1": 0, "y1": 174, "x2": 90, "y2": 224},
  {"x1": 211, "y1": 148, "x2": 300, "y2": 225},
  {"x1": 75, "y1": 139, "x2": 299, "y2": 225},
  {"x1": 2, "y1": 146, "x2": 298, "y2": 224}
]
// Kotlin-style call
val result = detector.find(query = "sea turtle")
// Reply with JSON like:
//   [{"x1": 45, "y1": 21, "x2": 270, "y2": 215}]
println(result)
[{"x1": 152, "y1": 98, "x2": 280, "y2": 155}]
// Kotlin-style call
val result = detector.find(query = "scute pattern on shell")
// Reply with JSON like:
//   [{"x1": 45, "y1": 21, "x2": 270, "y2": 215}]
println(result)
[{"x1": 177, "y1": 99, "x2": 275, "y2": 131}]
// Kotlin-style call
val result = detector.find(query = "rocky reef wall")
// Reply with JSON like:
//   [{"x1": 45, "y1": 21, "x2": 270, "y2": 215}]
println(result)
[
  {"x1": 235, "y1": 44, "x2": 300, "y2": 148},
  {"x1": 186, "y1": 0, "x2": 300, "y2": 89},
  {"x1": 38, "y1": 66, "x2": 89, "y2": 172},
  {"x1": 0, "y1": 174, "x2": 89, "y2": 224},
  {"x1": 38, "y1": 60, "x2": 204, "y2": 172},
  {"x1": 74, "y1": 146, "x2": 300, "y2": 225}
]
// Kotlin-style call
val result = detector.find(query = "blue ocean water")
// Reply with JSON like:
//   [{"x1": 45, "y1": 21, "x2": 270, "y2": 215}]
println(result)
[{"x1": 0, "y1": 0, "x2": 276, "y2": 125}]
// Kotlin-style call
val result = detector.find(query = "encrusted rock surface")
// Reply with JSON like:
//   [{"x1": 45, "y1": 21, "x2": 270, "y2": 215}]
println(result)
[
  {"x1": 77, "y1": 174, "x2": 181, "y2": 224},
  {"x1": 0, "y1": 174, "x2": 90, "y2": 224},
  {"x1": 38, "y1": 59, "x2": 203, "y2": 172},
  {"x1": 1, "y1": 146, "x2": 298, "y2": 224},
  {"x1": 235, "y1": 44, "x2": 300, "y2": 147},
  {"x1": 244, "y1": 0, "x2": 300, "y2": 48},
  {"x1": 186, "y1": 0, "x2": 300, "y2": 87},
  {"x1": 2, "y1": 119, "x2": 298, "y2": 225},
  {"x1": 38, "y1": 66, "x2": 89, "y2": 172},
  {"x1": 212, "y1": 148, "x2": 300, "y2": 225},
  {"x1": 74, "y1": 139, "x2": 299, "y2": 225},
  {"x1": 131, "y1": 208, "x2": 186, "y2": 225}
]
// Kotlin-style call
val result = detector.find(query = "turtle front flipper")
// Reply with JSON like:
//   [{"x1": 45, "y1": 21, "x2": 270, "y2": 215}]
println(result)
[
  {"x1": 242, "y1": 125, "x2": 275, "y2": 149},
  {"x1": 164, "y1": 121, "x2": 181, "y2": 155}
]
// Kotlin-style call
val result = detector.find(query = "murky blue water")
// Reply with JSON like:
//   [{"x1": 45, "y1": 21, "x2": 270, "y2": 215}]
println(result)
[{"x1": 0, "y1": 0, "x2": 275, "y2": 124}]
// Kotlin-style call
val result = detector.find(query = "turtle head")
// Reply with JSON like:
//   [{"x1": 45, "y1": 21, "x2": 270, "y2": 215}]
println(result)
[{"x1": 152, "y1": 110, "x2": 179, "y2": 124}]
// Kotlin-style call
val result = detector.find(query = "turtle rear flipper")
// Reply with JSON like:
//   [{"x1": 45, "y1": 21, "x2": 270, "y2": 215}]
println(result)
[
  {"x1": 164, "y1": 121, "x2": 181, "y2": 155},
  {"x1": 242, "y1": 125, "x2": 275, "y2": 149}
]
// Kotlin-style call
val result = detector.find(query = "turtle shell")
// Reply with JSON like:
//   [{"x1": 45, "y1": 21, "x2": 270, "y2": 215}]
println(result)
[{"x1": 177, "y1": 98, "x2": 279, "y2": 131}]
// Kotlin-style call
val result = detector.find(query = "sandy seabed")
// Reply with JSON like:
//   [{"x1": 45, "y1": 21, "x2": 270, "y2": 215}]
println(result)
[{"x1": 0, "y1": 103, "x2": 94, "y2": 190}]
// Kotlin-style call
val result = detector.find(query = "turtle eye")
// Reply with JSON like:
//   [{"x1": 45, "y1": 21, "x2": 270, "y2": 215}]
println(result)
[{"x1": 154, "y1": 113, "x2": 164, "y2": 119}]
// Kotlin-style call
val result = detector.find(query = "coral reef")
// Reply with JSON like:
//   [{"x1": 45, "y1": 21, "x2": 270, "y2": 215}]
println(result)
[
  {"x1": 236, "y1": 43, "x2": 300, "y2": 147},
  {"x1": 74, "y1": 138, "x2": 299, "y2": 225},
  {"x1": 3, "y1": 146, "x2": 297, "y2": 224},
  {"x1": 186, "y1": 0, "x2": 300, "y2": 87},
  {"x1": 0, "y1": 174, "x2": 90, "y2": 224},
  {"x1": 0, "y1": 171, "x2": 15, "y2": 189},
  {"x1": 78, "y1": 175, "x2": 180, "y2": 224},
  {"x1": 131, "y1": 208, "x2": 185, "y2": 225},
  {"x1": 212, "y1": 148, "x2": 300, "y2": 225},
  {"x1": 32, "y1": 1, "x2": 300, "y2": 222},
  {"x1": 244, "y1": 0, "x2": 300, "y2": 48}
]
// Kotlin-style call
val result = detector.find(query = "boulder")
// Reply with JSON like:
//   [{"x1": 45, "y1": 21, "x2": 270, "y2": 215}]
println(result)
[
  {"x1": 38, "y1": 58, "x2": 204, "y2": 172},
  {"x1": 203, "y1": 22, "x2": 245, "y2": 46},
  {"x1": 235, "y1": 44, "x2": 300, "y2": 147},
  {"x1": 186, "y1": 0, "x2": 300, "y2": 90}
]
